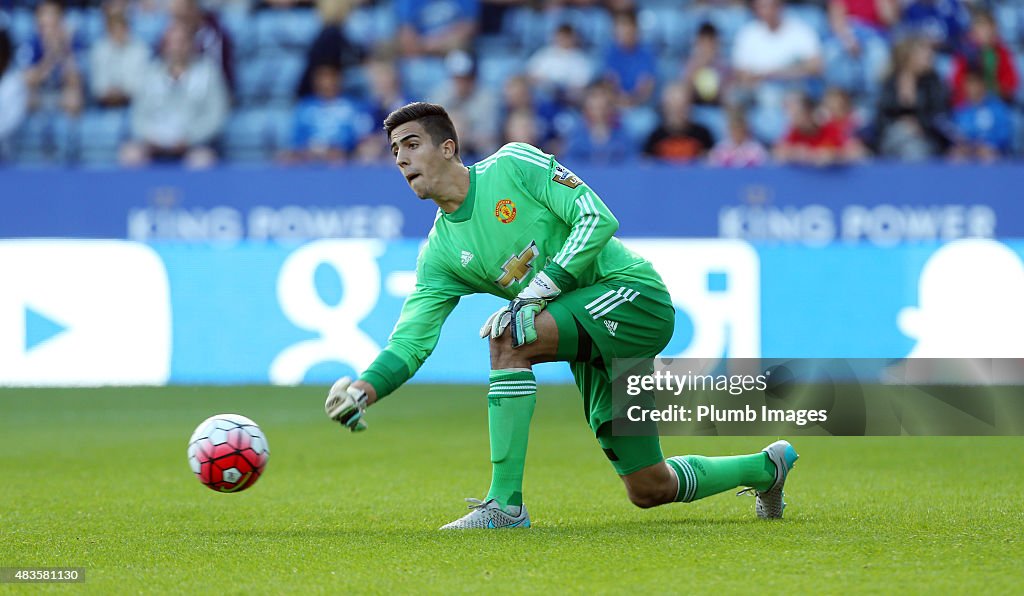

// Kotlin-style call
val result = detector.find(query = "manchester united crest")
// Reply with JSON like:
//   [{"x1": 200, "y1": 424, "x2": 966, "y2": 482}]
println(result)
[{"x1": 495, "y1": 199, "x2": 517, "y2": 224}]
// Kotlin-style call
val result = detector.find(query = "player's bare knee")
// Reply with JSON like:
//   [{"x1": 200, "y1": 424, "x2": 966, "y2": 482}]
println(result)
[
  {"x1": 489, "y1": 331, "x2": 529, "y2": 369},
  {"x1": 623, "y1": 466, "x2": 675, "y2": 508},
  {"x1": 626, "y1": 486, "x2": 664, "y2": 509}
]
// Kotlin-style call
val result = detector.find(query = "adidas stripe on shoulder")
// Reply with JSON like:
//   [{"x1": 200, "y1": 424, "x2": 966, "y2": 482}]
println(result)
[{"x1": 475, "y1": 143, "x2": 551, "y2": 174}]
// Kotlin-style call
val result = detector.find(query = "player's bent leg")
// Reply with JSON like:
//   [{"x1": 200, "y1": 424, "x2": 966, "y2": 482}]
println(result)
[
  {"x1": 440, "y1": 313, "x2": 562, "y2": 529},
  {"x1": 663, "y1": 442, "x2": 798, "y2": 517},
  {"x1": 596, "y1": 425, "x2": 674, "y2": 508},
  {"x1": 598, "y1": 424, "x2": 800, "y2": 515}
]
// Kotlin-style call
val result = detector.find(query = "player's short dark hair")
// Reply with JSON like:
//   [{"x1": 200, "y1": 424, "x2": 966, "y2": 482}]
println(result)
[{"x1": 383, "y1": 102, "x2": 460, "y2": 155}]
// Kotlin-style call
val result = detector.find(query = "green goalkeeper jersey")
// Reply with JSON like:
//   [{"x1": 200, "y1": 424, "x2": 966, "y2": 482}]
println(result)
[{"x1": 360, "y1": 142, "x2": 664, "y2": 397}]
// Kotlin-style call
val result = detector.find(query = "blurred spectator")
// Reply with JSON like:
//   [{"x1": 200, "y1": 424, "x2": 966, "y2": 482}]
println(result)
[
  {"x1": 733, "y1": 0, "x2": 823, "y2": 88},
  {"x1": 169, "y1": 0, "x2": 235, "y2": 92},
  {"x1": 527, "y1": 23, "x2": 594, "y2": 106},
  {"x1": 501, "y1": 73, "x2": 531, "y2": 114},
  {"x1": 898, "y1": 0, "x2": 969, "y2": 53},
  {"x1": 281, "y1": 60, "x2": 375, "y2": 163},
  {"x1": 820, "y1": 86, "x2": 868, "y2": 158},
  {"x1": 950, "y1": 9, "x2": 1018, "y2": 108},
  {"x1": 89, "y1": 0, "x2": 151, "y2": 108},
  {"x1": 829, "y1": 0, "x2": 898, "y2": 34},
  {"x1": 429, "y1": 50, "x2": 499, "y2": 160},
  {"x1": 502, "y1": 73, "x2": 556, "y2": 143},
  {"x1": 732, "y1": 0, "x2": 823, "y2": 142},
  {"x1": 503, "y1": 107, "x2": 544, "y2": 147},
  {"x1": 605, "y1": 0, "x2": 636, "y2": 8},
  {"x1": 0, "y1": 28, "x2": 28, "y2": 151},
  {"x1": 774, "y1": 92, "x2": 833, "y2": 164},
  {"x1": 366, "y1": 55, "x2": 410, "y2": 125},
  {"x1": 23, "y1": 0, "x2": 84, "y2": 116},
  {"x1": 295, "y1": 0, "x2": 363, "y2": 98},
  {"x1": 121, "y1": 21, "x2": 229, "y2": 168},
  {"x1": 260, "y1": 0, "x2": 315, "y2": 7},
  {"x1": 563, "y1": 82, "x2": 634, "y2": 163},
  {"x1": 949, "y1": 67, "x2": 1012, "y2": 161},
  {"x1": 602, "y1": 10, "x2": 656, "y2": 107},
  {"x1": 643, "y1": 81, "x2": 714, "y2": 162},
  {"x1": 825, "y1": 0, "x2": 895, "y2": 96},
  {"x1": 709, "y1": 108, "x2": 768, "y2": 167},
  {"x1": 876, "y1": 37, "x2": 950, "y2": 160},
  {"x1": 683, "y1": 22, "x2": 731, "y2": 107},
  {"x1": 350, "y1": 56, "x2": 409, "y2": 163},
  {"x1": 396, "y1": 0, "x2": 478, "y2": 57},
  {"x1": 479, "y1": 0, "x2": 518, "y2": 37},
  {"x1": 607, "y1": 0, "x2": 638, "y2": 12},
  {"x1": 135, "y1": 0, "x2": 175, "y2": 15},
  {"x1": 774, "y1": 91, "x2": 863, "y2": 165}
]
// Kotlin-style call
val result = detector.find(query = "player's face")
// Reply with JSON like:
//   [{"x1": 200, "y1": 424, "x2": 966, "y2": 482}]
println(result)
[{"x1": 390, "y1": 121, "x2": 446, "y2": 199}]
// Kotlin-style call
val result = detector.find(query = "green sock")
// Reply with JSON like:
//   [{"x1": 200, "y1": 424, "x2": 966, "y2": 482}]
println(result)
[
  {"x1": 666, "y1": 453, "x2": 776, "y2": 502},
  {"x1": 484, "y1": 369, "x2": 536, "y2": 510}
]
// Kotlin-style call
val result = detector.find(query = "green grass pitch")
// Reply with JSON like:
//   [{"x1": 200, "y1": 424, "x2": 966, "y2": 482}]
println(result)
[{"x1": 2, "y1": 385, "x2": 1021, "y2": 593}]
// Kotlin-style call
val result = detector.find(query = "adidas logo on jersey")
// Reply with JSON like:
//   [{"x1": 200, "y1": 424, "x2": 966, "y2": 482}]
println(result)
[
  {"x1": 604, "y1": 320, "x2": 618, "y2": 337},
  {"x1": 461, "y1": 251, "x2": 474, "y2": 267}
]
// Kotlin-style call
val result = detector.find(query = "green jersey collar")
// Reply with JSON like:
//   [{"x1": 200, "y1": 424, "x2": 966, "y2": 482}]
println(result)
[{"x1": 444, "y1": 166, "x2": 475, "y2": 223}]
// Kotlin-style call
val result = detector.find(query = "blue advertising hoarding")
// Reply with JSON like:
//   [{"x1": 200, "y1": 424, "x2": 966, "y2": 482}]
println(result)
[
  {"x1": 0, "y1": 163, "x2": 1018, "y2": 244},
  {"x1": 2, "y1": 238, "x2": 1021, "y2": 386}
]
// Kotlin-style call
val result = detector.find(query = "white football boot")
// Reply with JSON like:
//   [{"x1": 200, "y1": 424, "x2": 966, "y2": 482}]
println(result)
[
  {"x1": 439, "y1": 498, "x2": 531, "y2": 530},
  {"x1": 739, "y1": 439, "x2": 799, "y2": 519}
]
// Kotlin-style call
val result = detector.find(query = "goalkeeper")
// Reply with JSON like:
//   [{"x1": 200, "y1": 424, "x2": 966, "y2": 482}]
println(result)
[{"x1": 326, "y1": 102, "x2": 798, "y2": 529}]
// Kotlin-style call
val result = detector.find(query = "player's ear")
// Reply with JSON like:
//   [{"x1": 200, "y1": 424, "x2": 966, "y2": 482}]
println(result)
[{"x1": 442, "y1": 138, "x2": 457, "y2": 160}]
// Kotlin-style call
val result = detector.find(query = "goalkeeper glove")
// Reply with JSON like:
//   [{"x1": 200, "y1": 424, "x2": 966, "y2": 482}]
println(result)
[
  {"x1": 324, "y1": 376, "x2": 369, "y2": 432},
  {"x1": 479, "y1": 271, "x2": 561, "y2": 348}
]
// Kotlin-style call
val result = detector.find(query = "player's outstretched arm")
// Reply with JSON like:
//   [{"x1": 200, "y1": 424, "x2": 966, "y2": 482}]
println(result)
[
  {"x1": 325, "y1": 240, "x2": 467, "y2": 432},
  {"x1": 325, "y1": 287, "x2": 456, "y2": 433}
]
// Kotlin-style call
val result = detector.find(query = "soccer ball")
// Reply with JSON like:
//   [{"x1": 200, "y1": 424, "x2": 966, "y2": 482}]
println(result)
[{"x1": 187, "y1": 414, "x2": 269, "y2": 493}]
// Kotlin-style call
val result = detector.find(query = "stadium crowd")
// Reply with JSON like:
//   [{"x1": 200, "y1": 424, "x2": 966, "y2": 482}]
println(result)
[{"x1": 0, "y1": 0, "x2": 1022, "y2": 167}]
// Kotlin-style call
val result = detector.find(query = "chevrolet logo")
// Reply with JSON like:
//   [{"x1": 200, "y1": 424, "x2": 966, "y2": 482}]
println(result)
[{"x1": 495, "y1": 241, "x2": 539, "y2": 288}]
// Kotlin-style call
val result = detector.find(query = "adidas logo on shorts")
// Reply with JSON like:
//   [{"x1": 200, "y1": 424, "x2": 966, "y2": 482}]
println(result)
[{"x1": 604, "y1": 320, "x2": 618, "y2": 337}]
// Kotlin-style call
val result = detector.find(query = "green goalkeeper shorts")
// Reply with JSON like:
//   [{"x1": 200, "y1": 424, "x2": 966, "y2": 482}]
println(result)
[{"x1": 546, "y1": 275, "x2": 674, "y2": 475}]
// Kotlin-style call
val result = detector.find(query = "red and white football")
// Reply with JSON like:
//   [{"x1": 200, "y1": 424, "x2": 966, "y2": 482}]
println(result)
[{"x1": 187, "y1": 414, "x2": 269, "y2": 493}]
